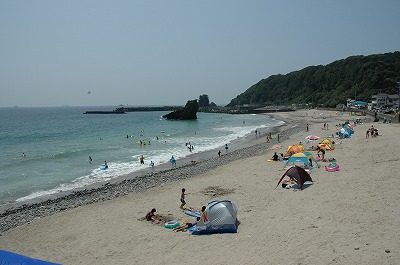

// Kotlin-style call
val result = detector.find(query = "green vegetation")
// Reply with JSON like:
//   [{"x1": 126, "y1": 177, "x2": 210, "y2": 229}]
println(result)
[{"x1": 227, "y1": 51, "x2": 400, "y2": 108}]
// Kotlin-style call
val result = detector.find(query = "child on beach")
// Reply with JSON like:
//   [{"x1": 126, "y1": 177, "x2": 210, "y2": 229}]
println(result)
[
  {"x1": 180, "y1": 188, "x2": 188, "y2": 209},
  {"x1": 145, "y1": 208, "x2": 157, "y2": 221},
  {"x1": 317, "y1": 147, "x2": 326, "y2": 161}
]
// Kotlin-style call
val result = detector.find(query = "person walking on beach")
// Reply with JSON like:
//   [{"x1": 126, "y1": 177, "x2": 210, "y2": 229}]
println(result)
[
  {"x1": 140, "y1": 155, "x2": 145, "y2": 165},
  {"x1": 255, "y1": 129, "x2": 258, "y2": 138},
  {"x1": 277, "y1": 134, "x2": 280, "y2": 143},
  {"x1": 225, "y1": 144, "x2": 229, "y2": 153},
  {"x1": 306, "y1": 124, "x2": 309, "y2": 132},
  {"x1": 218, "y1": 150, "x2": 221, "y2": 158},
  {"x1": 180, "y1": 188, "x2": 188, "y2": 209}
]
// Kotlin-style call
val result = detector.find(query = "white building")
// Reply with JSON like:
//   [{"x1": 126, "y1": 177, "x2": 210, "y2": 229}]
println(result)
[{"x1": 371, "y1": 93, "x2": 399, "y2": 110}]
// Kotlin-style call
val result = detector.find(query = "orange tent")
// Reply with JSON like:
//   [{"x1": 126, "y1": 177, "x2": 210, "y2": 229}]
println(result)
[
  {"x1": 318, "y1": 143, "x2": 334, "y2": 151},
  {"x1": 286, "y1": 144, "x2": 304, "y2": 155}
]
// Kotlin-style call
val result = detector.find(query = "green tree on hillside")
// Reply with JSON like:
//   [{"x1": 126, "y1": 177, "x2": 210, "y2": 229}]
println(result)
[{"x1": 227, "y1": 52, "x2": 400, "y2": 108}]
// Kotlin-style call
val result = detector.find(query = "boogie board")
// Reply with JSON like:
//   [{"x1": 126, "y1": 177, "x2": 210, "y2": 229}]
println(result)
[
  {"x1": 100, "y1": 164, "x2": 107, "y2": 170},
  {"x1": 184, "y1": 209, "x2": 201, "y2": 218}
]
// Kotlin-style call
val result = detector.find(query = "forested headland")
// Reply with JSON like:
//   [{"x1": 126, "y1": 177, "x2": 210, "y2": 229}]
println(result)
[{"x1": 227, "y1": 51, "x2": 400, "y2": 108}]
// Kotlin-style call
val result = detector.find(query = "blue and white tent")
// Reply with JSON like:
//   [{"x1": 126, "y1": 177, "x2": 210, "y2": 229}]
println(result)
[
  {"x1": 192, "y1": 200, "x2": 238, "y2": 235},
  {"x1": 0, "y1": 250, "x2": 61, "y2": 265}
]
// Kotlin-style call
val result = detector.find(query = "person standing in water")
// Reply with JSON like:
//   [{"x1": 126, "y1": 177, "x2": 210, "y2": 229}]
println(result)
[
  {"x1": 89, "y1": 156, "x2": 92, "y2": 163},
  {"x1": 170, "y1": 156, "x2": 177, "y2": 168}
]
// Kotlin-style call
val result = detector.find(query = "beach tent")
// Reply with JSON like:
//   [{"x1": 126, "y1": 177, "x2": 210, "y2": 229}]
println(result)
[
  {"x1": 343, "y1": 125, "x2": 354, "y2": 135},
  {"x1": 283, "y1": 152, "x2": 318, "y2": 170},
  {"x1": 318, "y1": 143, "x2": 334, "y2": 151},
  {"x1": 276, "y1": 165, "x2": 313, "y2": 190},
  {"x1": 286, "y1": 144, "x2": 304, "y2": 155},
  {"x1": 321, "y1": 139, "x2": 334, "y2": 145},
  {"x1": 192, "y1": 200, "x2": 238, "y2": 235},
  {"x1": 338, "y1": 128, "x2": 351, "y2": 139},
  {"x1": 0, "y1": 250, "x2": 61, "y2": 265}
]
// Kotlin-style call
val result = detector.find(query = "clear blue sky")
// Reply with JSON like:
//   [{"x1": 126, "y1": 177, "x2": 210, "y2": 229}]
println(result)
[{"x1": 1, "y1": 0, "x2": 399, "y2": 107}]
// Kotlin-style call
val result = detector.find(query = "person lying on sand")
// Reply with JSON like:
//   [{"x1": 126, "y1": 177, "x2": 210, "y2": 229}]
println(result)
[{"x1": 172, "y1": 221, "x2": 197, "y2": 232}]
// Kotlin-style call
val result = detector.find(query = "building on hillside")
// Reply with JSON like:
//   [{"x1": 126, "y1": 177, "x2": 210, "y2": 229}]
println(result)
[
  {"x1": 371, "y1": 93, "x2": 399, "y2": 110},
  {"x1": 346, "y1": 99, "x2": 368, "y2": 109}
]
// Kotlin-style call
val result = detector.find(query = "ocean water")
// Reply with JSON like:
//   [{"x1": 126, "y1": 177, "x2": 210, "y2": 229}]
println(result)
[{"x1": 0, "y1": 106, "x2": 283, "y2": 211}]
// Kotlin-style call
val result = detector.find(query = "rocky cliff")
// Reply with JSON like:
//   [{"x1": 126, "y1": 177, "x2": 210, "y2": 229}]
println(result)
[{"x1": 162, "y1": 100, "x2": 199, "y2": 120}]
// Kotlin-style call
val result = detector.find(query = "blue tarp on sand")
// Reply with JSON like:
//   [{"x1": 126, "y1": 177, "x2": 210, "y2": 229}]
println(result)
[{"x1": 0, "y1": 250, "x2": 61, "y2": 265}]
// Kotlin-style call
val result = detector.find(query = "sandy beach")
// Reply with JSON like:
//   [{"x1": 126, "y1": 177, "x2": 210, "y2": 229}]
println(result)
[{"x1": 1, "y1": 109, "x2": 399, "y2": 265}]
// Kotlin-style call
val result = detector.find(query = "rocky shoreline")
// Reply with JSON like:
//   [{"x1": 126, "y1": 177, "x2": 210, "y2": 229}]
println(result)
[{"x1": 0, "y1": 117, "x2": 301, "y2": 233}]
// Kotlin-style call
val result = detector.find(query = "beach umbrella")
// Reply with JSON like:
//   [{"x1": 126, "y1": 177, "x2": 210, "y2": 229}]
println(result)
[
  {"x1": 271, "y1": 144, "x2": 283, "y2": 150},
  {"x1": 305, "y1": 135, "x2": 320, "y2": 141}
]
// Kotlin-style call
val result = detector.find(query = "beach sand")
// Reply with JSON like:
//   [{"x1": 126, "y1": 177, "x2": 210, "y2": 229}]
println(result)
[{"x1": 1, "y1": 109, "x2": 399, "y2": 265}]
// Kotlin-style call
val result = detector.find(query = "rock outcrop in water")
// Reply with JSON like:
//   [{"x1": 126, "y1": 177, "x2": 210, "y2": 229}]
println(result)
[{"x1": 162, "y1": 100, "x2": 199, "y2": 120}]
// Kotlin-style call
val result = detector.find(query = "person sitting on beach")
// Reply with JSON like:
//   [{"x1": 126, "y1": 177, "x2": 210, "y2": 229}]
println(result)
[
  {"x1": 197, "y1": 206, "x2": 206, "y2": 221},
  {"x1": 145, "y1": 208, "x2": 157, "y2": 221},
  {"x1": 172, "y1": 221, "x2": 197, "y2": 232},
  {"x1": 317, "y1": 147, "x2": 326, "y2": 161},
  {"x1": 272, "y1": 152, "x2": 279, "y2": 161}
]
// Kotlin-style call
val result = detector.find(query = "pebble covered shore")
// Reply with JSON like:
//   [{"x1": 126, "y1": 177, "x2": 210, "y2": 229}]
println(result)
[{"x1": 0, "y1": 118, "x2": 301, "y2": 233}]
